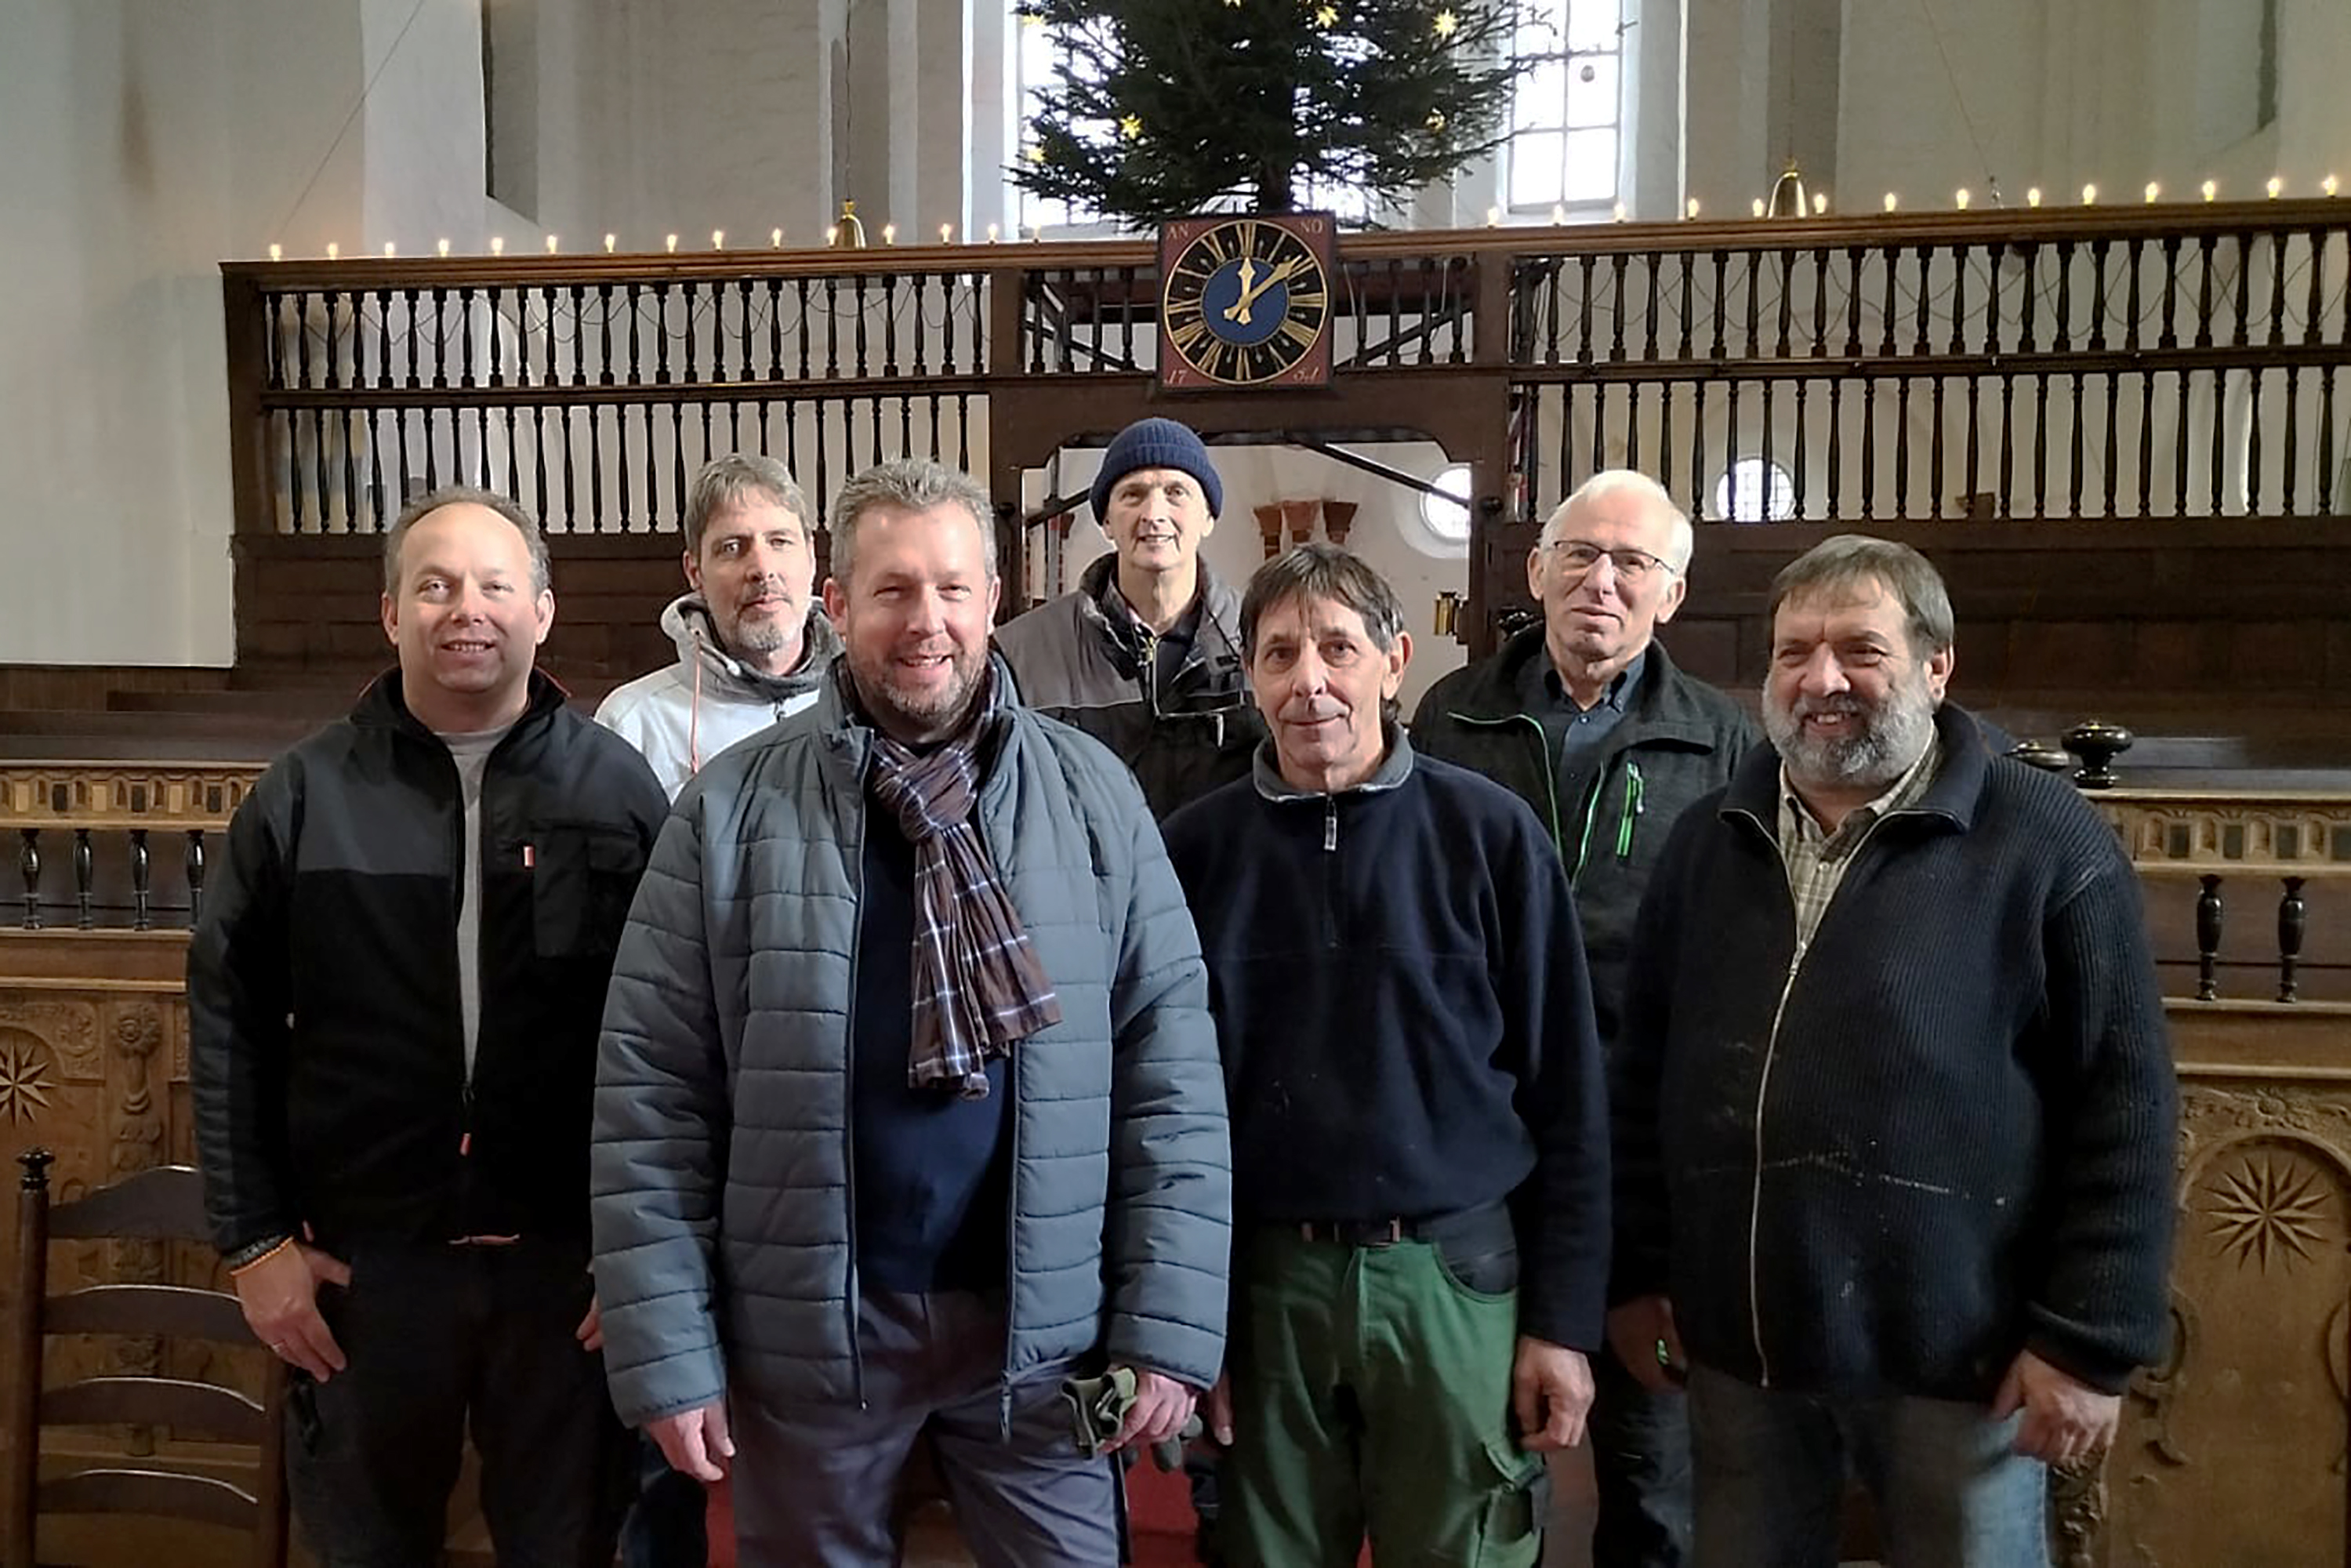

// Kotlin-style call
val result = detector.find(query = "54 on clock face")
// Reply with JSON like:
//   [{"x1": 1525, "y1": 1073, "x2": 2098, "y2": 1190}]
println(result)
[{"x1": 1157, "y1": 213, "x2": 1337, "y2": 390}]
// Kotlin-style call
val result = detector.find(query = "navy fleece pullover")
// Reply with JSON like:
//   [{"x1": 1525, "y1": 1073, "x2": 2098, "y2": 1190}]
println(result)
[{"x1": 1163, "y1": 734, "x2": 1611, "y2": 1351}]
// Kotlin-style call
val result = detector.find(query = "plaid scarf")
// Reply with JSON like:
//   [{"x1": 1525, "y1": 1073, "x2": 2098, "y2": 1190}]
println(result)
[{"x1": 863, "y1": 666, "x2": 1063, "y2": 1098}]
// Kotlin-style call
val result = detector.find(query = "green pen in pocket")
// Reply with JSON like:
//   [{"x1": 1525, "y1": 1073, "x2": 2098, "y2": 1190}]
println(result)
[{"x1": 1616, "y1": 760, "x2": 1645, "y2": 858}]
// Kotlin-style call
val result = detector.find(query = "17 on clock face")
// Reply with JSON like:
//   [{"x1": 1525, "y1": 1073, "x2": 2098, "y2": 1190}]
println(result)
[{"x1": 1158, "y1": 215, "x2": 1335, "y2": 390}]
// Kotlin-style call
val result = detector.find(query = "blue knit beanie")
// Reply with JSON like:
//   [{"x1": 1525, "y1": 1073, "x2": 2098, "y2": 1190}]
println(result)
[{"x1": 1090, "y1": 418, "x2": 1223, "y2": 523}]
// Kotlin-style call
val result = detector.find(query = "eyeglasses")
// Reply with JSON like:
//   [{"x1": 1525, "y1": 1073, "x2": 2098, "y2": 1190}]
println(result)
[{"x1": 1544, "y1": 539, "x2": 1678, "y2": 584}]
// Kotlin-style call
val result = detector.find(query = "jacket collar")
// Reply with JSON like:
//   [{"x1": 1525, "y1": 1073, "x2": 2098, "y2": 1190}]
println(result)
[
  {"x1": 1252, "y1": 721, "x2": 1416, "y2": 802},
  {"x1": 1723, "y1": 699, "x2": 1991, "y2": 834},
  {"x1": 1442, "y1": 624, "x2": 1720, "y2": 742},
  {"x1": 352, "y1": 666, "x2": 568, "y2": 742},
  {"x1": 664, "y1": 593, "x2": 841, "y2": 702},
  {"x1": 1076, "y1": 553, "x2": 1247, "y2": 679}
]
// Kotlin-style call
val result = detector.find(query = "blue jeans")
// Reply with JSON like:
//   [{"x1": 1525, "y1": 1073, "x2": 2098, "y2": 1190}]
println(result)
[{"x1": 1687, "y1": 1365, "x2": 2048, "y2": 1568}]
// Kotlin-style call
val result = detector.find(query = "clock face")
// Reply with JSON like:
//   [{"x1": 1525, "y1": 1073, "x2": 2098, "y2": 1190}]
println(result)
[{"x1": 1158, "y1": 215, "x2": 1336, "y2": 390}]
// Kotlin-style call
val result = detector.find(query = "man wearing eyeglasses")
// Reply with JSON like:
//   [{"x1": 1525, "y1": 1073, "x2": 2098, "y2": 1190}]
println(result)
[{"x1": 1412, "y1": 469, "x2": 1753, "y2": 1568}]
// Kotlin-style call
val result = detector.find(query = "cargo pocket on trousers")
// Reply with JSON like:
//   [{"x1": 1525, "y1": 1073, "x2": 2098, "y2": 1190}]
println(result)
[{"x1": 1475, "y1": 1436, "x2": 1552, "y2": 1566}]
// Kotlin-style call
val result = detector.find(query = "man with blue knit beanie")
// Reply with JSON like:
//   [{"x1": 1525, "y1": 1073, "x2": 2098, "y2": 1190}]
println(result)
[
  {"x1": 997, "y1": 417, "x2": 1263, "y2": 821},
  {"x1": 1610, "y1": 535, "x2": 2177, "y2": 1568}
]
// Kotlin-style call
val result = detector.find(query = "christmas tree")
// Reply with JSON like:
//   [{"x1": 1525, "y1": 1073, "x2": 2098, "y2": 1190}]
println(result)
[{"x1": 1011, "y1": 0, "x2": 1528, "y2": 224}]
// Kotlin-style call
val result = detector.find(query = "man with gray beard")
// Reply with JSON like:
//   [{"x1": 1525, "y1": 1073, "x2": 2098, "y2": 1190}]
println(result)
[{"x1": 1607, "y1": 535, "x2": 2176, "y2": 1568}]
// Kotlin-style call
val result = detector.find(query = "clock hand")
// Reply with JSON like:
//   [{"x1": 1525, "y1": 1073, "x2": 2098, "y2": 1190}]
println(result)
[
  {"x1": 1221, "y1": 255, "x2": 1305, "y2": 327},
  {"x1": 1223, "y1": 256, "x2": 1259, "y2": 325}
]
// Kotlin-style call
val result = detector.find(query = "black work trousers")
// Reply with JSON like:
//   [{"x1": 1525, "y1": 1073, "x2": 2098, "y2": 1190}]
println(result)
[{"x1": 285, "y1": 1236, "x2": 633, "y2": 1568}]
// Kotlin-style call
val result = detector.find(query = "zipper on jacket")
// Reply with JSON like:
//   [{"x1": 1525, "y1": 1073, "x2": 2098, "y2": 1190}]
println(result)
[
  {"x1": 999, "y1": 1043, "x2": 1021, "y2": 1442},
  {"x1": 1747, "y1": 936, "x2": 1806, "y2": 1389},
  {"x1": 1446, "y1": 712, "x2": 1564, "y2": 858},
  {"x1": 1322, "y1": 797, "x2": 1341, "y2": 949},
  {"x1": 841, "y1": 787, "x2": 870, "y2": 1411},
  {"x1": 1615, "y1": 760, "x2": 1646, "y2": 860}
]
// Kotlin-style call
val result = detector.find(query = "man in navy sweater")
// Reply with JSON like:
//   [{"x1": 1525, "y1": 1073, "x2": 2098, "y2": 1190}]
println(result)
[
  {"x1": 1163, "y1": 544, "x2": 1610, "y2": 1566},
  {"x1": 1610, "y1": 535, "x2": 2176, "y2": 1568}
]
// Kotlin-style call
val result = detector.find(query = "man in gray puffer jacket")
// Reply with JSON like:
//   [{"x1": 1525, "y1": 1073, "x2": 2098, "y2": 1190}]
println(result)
[{"x1": 593, "y1": 456, "x2": 1232, "y2": 1567}]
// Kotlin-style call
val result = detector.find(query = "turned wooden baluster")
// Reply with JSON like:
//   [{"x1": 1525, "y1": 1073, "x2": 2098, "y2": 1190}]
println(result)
[
  {"x1": 72, "y1": 828, "x2": 93, "y2": 931},
  {"x1": 2277, "y1": 876, "x2": 2306, "y2": 1004},
  {"x1": 2195, "y1": 874, "x2": 2222, "y2": 1002},
  {"x1": 129, "y1": 829, "x2": 151, "y2": 931},
  {"x1": 186, "y1": 829, "x2": 207, "y2": 927},
  {"x1": 17, "y1": 829, "x2": 38, "y2": 931}
]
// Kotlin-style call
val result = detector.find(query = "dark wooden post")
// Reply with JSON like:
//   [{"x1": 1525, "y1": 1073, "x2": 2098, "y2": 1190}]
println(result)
[{"x1": 9, "y1": 1148, "x2": 53, "y2": 1568}]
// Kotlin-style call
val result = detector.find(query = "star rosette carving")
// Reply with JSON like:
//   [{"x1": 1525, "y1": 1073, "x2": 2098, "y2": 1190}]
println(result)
[
  {"x1": 0, "y1": 1036, "x2": 55, "y2": 1126},
  {"x1": 2204, "y1": 1149, "x2": 2331, "y2": 1272}
]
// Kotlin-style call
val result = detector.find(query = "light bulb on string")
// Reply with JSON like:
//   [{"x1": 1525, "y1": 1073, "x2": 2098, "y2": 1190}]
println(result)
[
  {"x1": 2026, "y1": 187, "x2": 2041, "y2": 208},
  {"x1": 489, "y1": 237, "x2": 504, "y2": 256},
  {"x1": 267, "y1": 243, "x2": 282, "y2": 262},
  {"x1": 2081, "y1": 183, "x2": 2097, "y2": 205},
  {"x1": 1882, "y1": 192, "x2": 1897, "y2": 212},
  {"x1": 604, "y1": 234, "x2": 618, "y2": 252},
  {"x1": 1954, "y1": 188, "x2": 1969, "y2": 210},
  {"x1": 546, "y1": 235, "x2": 560, "y2": 253},
  {"x1": 436, "y1": 238, "x2": 450, "y2": 257}
]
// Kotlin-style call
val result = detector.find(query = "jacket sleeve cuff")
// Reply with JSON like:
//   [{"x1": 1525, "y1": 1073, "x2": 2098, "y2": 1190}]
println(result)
[{"x1": 2023, "y1": 1327, "x2": 2144, "y2": 1397}]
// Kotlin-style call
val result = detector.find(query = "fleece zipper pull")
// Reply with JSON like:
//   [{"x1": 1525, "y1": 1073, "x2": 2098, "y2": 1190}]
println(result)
[{"x1": 1322, "y1": 797, "x2": 1338, "y2": 852}]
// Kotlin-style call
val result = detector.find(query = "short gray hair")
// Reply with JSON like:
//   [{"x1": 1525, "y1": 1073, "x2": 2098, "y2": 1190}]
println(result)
[
  {"x1": 826, "y1": 459, "x2": 996, "y2": 586},
  {"x1": 684, "y1": 454, "x2": 809, "y2": 558},
  {"x1": 1239, "y1": 543, "x2": 1408, "y2": 660},
  {"x1": 383, "y1": 485, "x2": 550, "y2": 597},
  {"x1": 1770, "y1": 535, "x2": 1955, "y2": 656},
  {"x1": 1544, "y1": 470, "x2": 1695, "y2": 572}
]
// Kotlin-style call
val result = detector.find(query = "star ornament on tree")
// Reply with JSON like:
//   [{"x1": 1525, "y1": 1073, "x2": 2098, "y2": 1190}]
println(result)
[
  {"x1": 1315, "y1": 4, "x2": 1339, "y2": 24},
  {"x1": 1433, "y1": 9, "x2": 1460, "y2": 38},
  {"x1": 1119, "y1": 114, "x2": 1144, "y2": 140}
]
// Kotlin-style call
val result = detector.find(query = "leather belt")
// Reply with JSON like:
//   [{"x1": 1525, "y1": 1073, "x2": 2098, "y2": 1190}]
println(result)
[{"x1": 1289, "y1": 1200, "x2": 1511, "y2": 1250}]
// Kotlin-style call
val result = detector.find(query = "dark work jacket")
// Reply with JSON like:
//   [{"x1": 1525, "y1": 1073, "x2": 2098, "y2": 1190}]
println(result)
[
  {"x1": 189, "y1": 670, "x2": 669, "y2": 1255},
  {"x1": 1612, "y1": 703, "x2": 2178, "y2": 1400},
  {"x1": 995, "y1": 554, "x2": 1265, "y2": 820},
  {"x1": 1411, "y1": 630, "x2": 1756, "y2": 1054}
]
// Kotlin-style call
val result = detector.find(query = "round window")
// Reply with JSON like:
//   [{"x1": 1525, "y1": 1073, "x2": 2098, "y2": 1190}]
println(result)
[
  {"x1": 1713, "y1": 457, "x2": 1797, "y2": 522},
  {"x1": 1417, "y1": 463, "x2": 1474, "y2": 548}
]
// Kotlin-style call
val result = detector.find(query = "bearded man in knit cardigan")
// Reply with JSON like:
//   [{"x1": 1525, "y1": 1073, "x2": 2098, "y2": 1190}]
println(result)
[{"x1": 1609, "y1": 535, "x2": 2177, "y2": 1568}]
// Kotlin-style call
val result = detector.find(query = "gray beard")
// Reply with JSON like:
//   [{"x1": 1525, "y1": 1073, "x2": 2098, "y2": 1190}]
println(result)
[{"x1": 1763, "y1": 684, "x2": 1937, "y2": 796}]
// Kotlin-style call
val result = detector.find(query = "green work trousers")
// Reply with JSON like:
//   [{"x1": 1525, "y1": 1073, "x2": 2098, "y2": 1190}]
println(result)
[{"x1": 1223, "y1": 1225, "x2": 1550, "y2": 1566}]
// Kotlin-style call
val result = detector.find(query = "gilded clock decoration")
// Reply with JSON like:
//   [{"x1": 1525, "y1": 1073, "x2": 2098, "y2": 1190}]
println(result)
[
  {"x1": 1157, "y1": 213, "x2": 1337, "y2": 390},
  {"x1": 2204, "y1": 1149, "x2": 2329, "y2": 1272}
]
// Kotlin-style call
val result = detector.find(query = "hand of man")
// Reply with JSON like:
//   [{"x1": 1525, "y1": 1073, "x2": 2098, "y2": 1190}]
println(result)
[
  {"x1": 1605, "y1": 1294, "x2": 1688, "y2": 1394},
  {"x1": 1511, "y1": 1334, "x2": 1595, "y2": 1450},
  {"x1": 648, "y1": 1399, "x2": 735, "y2": 1482},
  {"x1": 575, "y1": 1294, "x2": 604, "y2": 1352},
  {"x1": 1205, "y1": 1372, "x2": 1235, "y2": 1446},
  {"x1": 1106, "y1": 1367, "x2": 1198, "y2": 1454},
  {"x1": 231, "y1": 1241, "x2": 351, "y2": 1382},
  {"x1": 1991, "y1": 1348, "x2": 2121, "y2": 1466}
]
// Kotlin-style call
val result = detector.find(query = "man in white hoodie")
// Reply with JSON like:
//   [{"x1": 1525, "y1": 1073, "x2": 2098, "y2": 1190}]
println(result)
[{"x1": 597, "y1": 453, "x2": 842, "y2": 797}]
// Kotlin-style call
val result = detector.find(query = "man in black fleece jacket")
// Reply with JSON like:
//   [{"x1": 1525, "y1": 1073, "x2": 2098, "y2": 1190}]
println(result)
[
  {"x1": 1164, "y1": 545, "x2": 1609, "y2": 1567},
  {"x1": 191, "y1": 488, "x2": 669, "y2": 1567},
  {"x1": 1609, "y1": 536, "x2": 2175, "y2": 1568}
]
